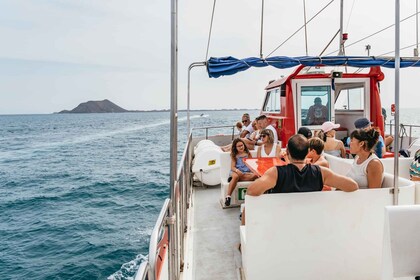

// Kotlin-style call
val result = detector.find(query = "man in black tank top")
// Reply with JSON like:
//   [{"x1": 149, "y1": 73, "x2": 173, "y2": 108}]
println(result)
[{"x1": 247, "y1": 134, "x2": 358, "y2": 196}]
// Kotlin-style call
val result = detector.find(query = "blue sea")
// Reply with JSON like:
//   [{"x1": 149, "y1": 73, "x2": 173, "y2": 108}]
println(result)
[
  {"x1": 0, "y1": 108, "x2": 418, "y2": 280},
  {"x1": 0, "y1": 110, "x2": 258, "y2": 280}
]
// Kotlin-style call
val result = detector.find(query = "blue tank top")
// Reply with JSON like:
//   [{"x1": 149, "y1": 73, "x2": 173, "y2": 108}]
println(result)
[{"x1": 236, "y1": 155, "x2": 251, "y2": 173}]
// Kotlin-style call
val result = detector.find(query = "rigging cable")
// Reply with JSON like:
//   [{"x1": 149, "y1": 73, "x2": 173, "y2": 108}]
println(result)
[
  {"x1": 345, "y1": 0, "x2": 356, "y2": 32},
  {"x1": 265, "y1": 0, "x2": 336, "y2": 58},
  {"x1": 325, "y1": 11, "x2": 420, "y2": 56},
  {"x1": 205, "y1": 0, "x2": 217, "y2": 62}
]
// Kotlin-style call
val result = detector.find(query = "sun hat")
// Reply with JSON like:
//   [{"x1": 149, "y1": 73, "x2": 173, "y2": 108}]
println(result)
[
  {"x1": 354, "y1": 117, "x2": 373, "y2": 129},
  {"x1": 409, "y1": 149, "x2": 420, "y2": 179},
  {"x1": 321, "y1": 121, "x2": 340, "y2": 133},
  {"x1": 297, "y1": 127, "x2": 313, "y2": 139}
]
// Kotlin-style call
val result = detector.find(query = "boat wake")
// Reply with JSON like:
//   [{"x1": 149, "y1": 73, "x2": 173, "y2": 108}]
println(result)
[{"x1": 107, "y1": 254, "x2": 148, "y2": 280}]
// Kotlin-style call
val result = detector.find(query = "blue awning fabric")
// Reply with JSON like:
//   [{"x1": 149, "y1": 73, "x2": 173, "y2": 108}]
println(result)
[{"x1": 207, "y1": 56, "x2": 420, "y2": 78}]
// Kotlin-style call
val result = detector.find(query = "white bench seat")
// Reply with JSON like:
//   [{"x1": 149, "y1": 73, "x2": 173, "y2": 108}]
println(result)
[{"x1": 240, "y1": 174, "x2": 415, "y2": 280}]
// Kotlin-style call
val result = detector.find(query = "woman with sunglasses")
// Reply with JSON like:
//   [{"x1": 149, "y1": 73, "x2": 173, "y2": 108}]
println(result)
[{"x1": 257, "y1": 129, "x2": 281, "y2": 158}]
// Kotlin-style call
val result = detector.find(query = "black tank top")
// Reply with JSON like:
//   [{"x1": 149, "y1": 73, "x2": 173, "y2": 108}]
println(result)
[{"x1": 269, "y1": 164, "x2": 323, "y2": 193}]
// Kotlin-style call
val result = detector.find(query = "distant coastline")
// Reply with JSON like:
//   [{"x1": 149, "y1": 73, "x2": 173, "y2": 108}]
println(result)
[{"x1": 55, "y1": 99, "x2": 258, "y2": 114}]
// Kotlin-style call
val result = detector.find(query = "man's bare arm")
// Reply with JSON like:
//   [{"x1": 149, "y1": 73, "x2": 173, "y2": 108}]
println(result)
[
  {"x1": 320, "y1": 167, "x2": 358, "y2": 192},
  {"x1": 247, "y1": 167, "x2": 278, "y2": 196}
]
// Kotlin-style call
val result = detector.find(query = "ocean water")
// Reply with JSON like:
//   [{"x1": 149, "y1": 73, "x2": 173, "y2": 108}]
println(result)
[
  {"x1": 0, "y1": 108, "x2": 418, "y2": 280},
  {"x1": 0, "y1": 110, "x2": 257, "y2": 280}
]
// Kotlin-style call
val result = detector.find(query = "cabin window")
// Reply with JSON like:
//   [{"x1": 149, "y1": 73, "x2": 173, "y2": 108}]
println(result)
[
  {"x1": 301, "y1": 85, "x2": 331, "y2": 126},
  {"x1": 263, "y1": 88, "x2": 281, "y2": 112},
  {"x1": 334, "y1": 86, "x2": 365, "y2": 110}
]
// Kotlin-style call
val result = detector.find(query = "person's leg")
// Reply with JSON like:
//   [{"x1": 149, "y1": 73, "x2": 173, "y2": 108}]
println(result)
[
  {"x1": 385, "y1": 135, "x2": 394, "y2": 149},
  {"x1": 226, "y1": 172, "x2": 239, "y2": 196},
  {"x1": 240, "y1": 173, "x2": 258, "y2": 181}
]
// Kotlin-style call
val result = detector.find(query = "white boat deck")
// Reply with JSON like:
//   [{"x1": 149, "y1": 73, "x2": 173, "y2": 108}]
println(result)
[{"x1": 190, "y1": 185, "x2": 242, "y2": 280}]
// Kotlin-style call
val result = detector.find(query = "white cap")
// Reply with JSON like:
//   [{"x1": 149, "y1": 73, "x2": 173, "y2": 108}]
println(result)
[{"x1": 321, "y1": 121, "x2": 340, "y2": 133}]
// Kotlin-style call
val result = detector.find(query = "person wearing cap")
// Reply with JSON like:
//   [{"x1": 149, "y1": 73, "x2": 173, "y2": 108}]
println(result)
[
  {"x1": 305, "y1": 97, "x2": 328, "y2": 125},
  {"x1": 317, "y1": 121, "x2": 346, "y2": 158},
  {"x1": 347, "y1": 128, "x2": 384, "y2": 188},
  {"x1": 409, "y1": 149, "x2": 420, "y2": 181},
  {"x1": 354, "y1": 117, "x2": 386, "y2": 158},
  {"x1": 297, "y1": 127, "x2": 313, "y2": 139}
]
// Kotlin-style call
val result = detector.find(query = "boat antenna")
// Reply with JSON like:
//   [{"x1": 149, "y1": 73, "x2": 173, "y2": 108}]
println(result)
[
  {"x1": 260, "y1": 0, "x2": 265, "y2": 58},
  {"x1": 393, "y1": 0, "x2": 401, "y2": 205},
  {"x1": 205, "y1": 0, "x2": 217, "y2": 62},
  {"x1": 303, "y1": 0, "x2": 309, "y2": 56}
]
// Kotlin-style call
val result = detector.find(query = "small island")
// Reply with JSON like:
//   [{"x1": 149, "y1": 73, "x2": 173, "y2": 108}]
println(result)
[{"x1": 58, "y1": 99, "x2": 129, "y2": 114}]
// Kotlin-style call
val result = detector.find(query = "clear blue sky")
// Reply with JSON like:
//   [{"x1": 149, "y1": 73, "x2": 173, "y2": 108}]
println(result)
[{"x1": 0, "y1": 0, "x2": 419, "y2": 114}]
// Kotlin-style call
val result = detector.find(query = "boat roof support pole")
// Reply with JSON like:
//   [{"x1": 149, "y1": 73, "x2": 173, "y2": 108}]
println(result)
[
  {"x1": 187, "y1": 62, "x2": 207, "y2": 136},
  {"x1": 338, "y1": 0, "x2": 344, "y2": 55},
  {"x1": 260, "y1": 0, "x2": 264, "y2": 58},
  {"x1": 170, "y1": 0, "x2": 179, "y2": 279},
  {"x1": 393, "y1": 0, "x2": 401, "y2": 205}
]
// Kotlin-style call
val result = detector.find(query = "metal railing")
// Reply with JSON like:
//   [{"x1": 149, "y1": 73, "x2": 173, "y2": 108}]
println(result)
[
  {"x1": 385, "y1": 122, "x2": 420, "y2": 150},
  {"x1": 136, "y1": 125, "x2": 236, "y2": 280},
  {"x1": 192, "y1": 125, "x2": 237, "y2": 140}
]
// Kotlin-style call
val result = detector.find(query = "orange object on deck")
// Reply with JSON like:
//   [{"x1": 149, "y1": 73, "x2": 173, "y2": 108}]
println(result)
[{"x1": 244, "y1": 157, "x2": 286, "y2": 177}]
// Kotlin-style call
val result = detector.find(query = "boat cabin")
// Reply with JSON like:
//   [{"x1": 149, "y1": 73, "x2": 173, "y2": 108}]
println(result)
[{"x1": 262, "y1": 65, "x2": 386, "y2": 147}]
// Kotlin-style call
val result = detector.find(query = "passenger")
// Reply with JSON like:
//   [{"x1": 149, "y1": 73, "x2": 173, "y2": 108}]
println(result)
[
  {"x1": 347, "y1": 128, "x2": 385, "y2": 189},
  {"x1": 306, "y1": 137, "x2": 329, "y2": 168},
  {"x1": 382, "y1": 108, "x2": 394, "y2": 150},
  {"x1": 235, "y1": 121, "x2": 243, "y2": 133},
  {"x1": 248, "y1": 120, "x2": 260, "y2": 142},
  {"x1": 247, "y1": 134, "x2": 358, "y2": 195},
  {"x1": 257, "y1": 129, "x2": 281, "y2": 158},
  {"x1": 243, "y1": 115, "x2": 278, "y2": 150},
  {"x1": 306, "y1": 97, "x2": 328, "y2": 125},
  {"x1": 318, "y1": 121, "x2": 346, "y2": 158},
  {"x1": 240, "y1": 113, "x2": 253, "y2": 139},
  {"x1": 354, "y1": 117, "x2": 386, "y2": 158},
  {"x1": 240, "y1": 134, "x2": 357, "y2": 225},
  {"x1": 224, "y1": 138, "x2": 257, "y2": 206},
  {"x1": 297, "y1": 127, "x2": 313, "y2": 139},
  {"x1": 409, "y1": 149, "x2": 420, "y2": 181}
]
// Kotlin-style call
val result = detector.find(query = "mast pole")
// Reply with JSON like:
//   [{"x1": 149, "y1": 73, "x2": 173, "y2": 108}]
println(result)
[
  {"x1": 260, "y1": 0, "x2": 264, "y2": 58},
  {"x1": 338, "y1": 0, "x2": 344, "y2": 55},
  {"x1": 393, "y1": 0, "x2": 400, "y2": 205},
  {"x1": 303, "y1": 0, "x2": 308, "y2": 56},
  {"x1": 170, "y1": 0, "x2": 179, "y2": 278}
]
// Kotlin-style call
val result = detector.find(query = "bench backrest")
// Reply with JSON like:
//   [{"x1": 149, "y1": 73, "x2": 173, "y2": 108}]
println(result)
[{"x1": 243, "y1": 177, "x2": 415, "y2": 280}]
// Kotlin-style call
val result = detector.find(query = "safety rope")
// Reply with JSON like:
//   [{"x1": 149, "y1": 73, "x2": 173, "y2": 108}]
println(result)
[
  {"x1": 205, "y1": 0, "x2": 217, "y2": 62},
  {"x1": 265, "y1": 0, "x2": 335, "y2": 59}
]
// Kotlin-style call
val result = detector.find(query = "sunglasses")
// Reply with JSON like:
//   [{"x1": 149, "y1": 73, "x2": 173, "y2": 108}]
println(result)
[
  {"x1": 260, "y1": 134, "x2": 268, "y2": 138},
  {"x1": 242, "y1": 119, "x2": 249, "y2": 123}
]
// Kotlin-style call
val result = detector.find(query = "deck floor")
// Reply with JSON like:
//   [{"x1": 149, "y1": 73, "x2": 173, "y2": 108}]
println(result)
[{"x1": 191, "y1": 185, "x2": 242, "y2": 280}]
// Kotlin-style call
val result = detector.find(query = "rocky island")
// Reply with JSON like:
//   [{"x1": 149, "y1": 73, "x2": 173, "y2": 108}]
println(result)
[{"x1": 58, "y1": 99, "x2": 129, "y2": 114}]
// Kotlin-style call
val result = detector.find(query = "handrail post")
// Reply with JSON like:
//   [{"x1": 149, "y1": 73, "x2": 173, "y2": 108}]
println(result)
[
  {"x1": 187, "y1": 62, "x2": 206, "y2": 138},
  {"x1": 393, "y1": 0, "x2": 400, "y2": 206},
  {"x1": 170, "y1": 0, "x2": 178, "y2": 278}
]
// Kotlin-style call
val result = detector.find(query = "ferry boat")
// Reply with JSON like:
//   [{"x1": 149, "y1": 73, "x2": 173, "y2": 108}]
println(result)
[{"x1": 135, "y1": 1, "x2": 420, "y2": 279}]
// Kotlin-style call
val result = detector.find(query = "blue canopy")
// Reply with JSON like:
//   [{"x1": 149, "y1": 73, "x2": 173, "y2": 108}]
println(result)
[{"x1": 207, "y1": 56, "x2": 420, "y2": 78}]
